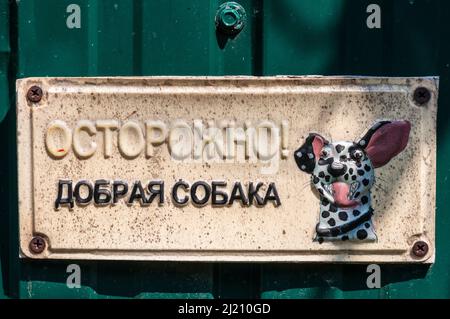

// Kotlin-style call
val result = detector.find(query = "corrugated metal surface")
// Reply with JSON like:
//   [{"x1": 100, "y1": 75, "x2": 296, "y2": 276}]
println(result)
[{"x1": 1, "y1": 0, "x2": 450, "y2": 298}]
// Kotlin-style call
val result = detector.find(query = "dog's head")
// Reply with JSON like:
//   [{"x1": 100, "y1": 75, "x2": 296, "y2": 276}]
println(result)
[{"x1": 294, "y1": 120, "x2": 411, "y2": 208}]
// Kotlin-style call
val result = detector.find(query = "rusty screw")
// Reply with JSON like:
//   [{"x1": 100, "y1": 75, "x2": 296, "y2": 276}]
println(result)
[
  {"x1": 413, "y1": 87, "x2": 431, "y2": 105},
  {"x1": 29, "y1": 236, "x2": 46, "y2": 254},
  {"x1": 26, "y1": 85, "x2": 43, "y2": 103},
  {"x1": 412, "y1": 240, "x2": 429, "y2": 258}
]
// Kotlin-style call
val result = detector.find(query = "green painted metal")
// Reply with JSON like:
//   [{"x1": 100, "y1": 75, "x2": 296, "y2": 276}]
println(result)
[
  {"x1": 1, "y1": 0, "x2": 450, "y2": 298},
  {"x1": 0, "y1": 0, "x2": 10, "y2": 122}
]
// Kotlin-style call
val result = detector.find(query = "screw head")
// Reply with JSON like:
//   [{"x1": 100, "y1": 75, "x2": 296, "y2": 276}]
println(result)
[
  {"x1": 412, "y1": 240, "x2": 429, "y2": 258},
  {"x1": 27, "y1": 85, "x2": 43, "y2": 103},
  {"x1": 413, "y1": 87, "x2": 431, "y2": 105},
  {"x1": 215, "y1": 2, "x2": 246, "y2": 35},
  {"x1": 29, "y1": 236, "x2": 46, "y2": 254}
]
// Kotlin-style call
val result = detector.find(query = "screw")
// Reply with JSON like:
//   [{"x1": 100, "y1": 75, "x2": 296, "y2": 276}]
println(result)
[
  {"x1": 27, "y1": 85, "x2": 43, "y2": 103},
  {"x1": 29, "y1": 236, "x2": 46, "y2": 254},
  {"x1": 215, "y1": 2, "x2": 247, "y2": 35},
  {"x1": 412, "y1": 240, "x2": 429, "y2": 258},
  {"x1": 413, "y1": 87, "x2": 431, "y2": 105}
]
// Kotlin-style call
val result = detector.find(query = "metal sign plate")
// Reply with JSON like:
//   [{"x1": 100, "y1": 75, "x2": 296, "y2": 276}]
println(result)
[{"x1": 17, "y1": 77, "x2": 437, "y2": 262}]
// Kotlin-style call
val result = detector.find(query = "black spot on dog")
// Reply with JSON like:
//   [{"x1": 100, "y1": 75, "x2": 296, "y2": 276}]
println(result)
[
  {"x1": 353, "y1": 209, "x2": 361, "y2": 217},
  {"x1": 325, "y1": 175, "x2": 331, "y2": 182},
  {"x1": 329, "y1": 204, "x2": 338, "y2": 213},
  {"x1": 313, "y1": 176, "x2": 320, "y2": 184},
  {"x1": 351, "y1": 175, "x2": 357, "y2": 181},
  {"x1": 349, "y1": 168, "x2": 354, "y2": 174},
  {"x1": 365, "y1": 223, "x2": 370, "y2": 228},
  {"x1": 356, "y1": 162, "x2": 362, "y2": 168},
  {"x1": 361, "y1": 196, "x2": 368, "y2": 204},
  {"x1": 321, "y1": 198, "x2": 329, "y2": 206},
  {"x1": 294, "y1": 134, "x2": 328, "y2": 173},
  {"x1": 344, "y1": 174, "x2": 349, "y2": 180},
  {"x1": 294, "y1": 150, "x2": 314, "y2": 172},
  {"x1": 335, "y1": 144, "x2": 345, "y2": 153},
  {"x1": 327, "y1": 218, "x2": 336, "y2": 226},
  {"x1": 357, "y1": 169, "x2": 365, "y2": 176},
  {"x1": 362, "y1": 179, "x2": 369, "y2": 186},
  {"x1": 318, "y1": 189, "x2": 324, "y2": 195},
  {"x1": 354, "y1": 192, "x2": 360, "y2": 198},
  {"x1": 364, "y1": 164, "x2": 371, "y2": 172},
  {"x1": 342, "y1": 235, "x2": 349, "y2": 241},
  {"x1": 322, "y1": 211, "x2": 330, "y2": 218},
  {"x1": 318, "y1": 171, "x2": 325, "y2": 178},
  {"x1": 338, "y1": 211, "x2": 348, "y2": 221},
  {"x1": 318, "y1": 237, "x2": 324, "y2": 244},
  {"x1": 357, "y1": 229, "x2": 368, "y2": 240},
  {"x1": 340, "y1": 155, "x2": 347, "y2": 161}
]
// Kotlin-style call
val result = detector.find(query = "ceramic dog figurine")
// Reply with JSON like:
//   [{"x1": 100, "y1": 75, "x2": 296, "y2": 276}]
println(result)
[{"x1": 294, "y1": 120, "x2": 411, "y2": 242}]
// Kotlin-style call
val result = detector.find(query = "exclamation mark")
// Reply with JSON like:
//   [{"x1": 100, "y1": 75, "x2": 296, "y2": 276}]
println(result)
[{"x1": 281, "y1": 120, "x2": 289, "y2": 158}]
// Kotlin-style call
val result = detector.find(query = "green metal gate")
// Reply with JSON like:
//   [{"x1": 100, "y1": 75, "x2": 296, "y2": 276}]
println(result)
[{"x1": 1, "y1": 0, "x2": 449, "y2": 298}]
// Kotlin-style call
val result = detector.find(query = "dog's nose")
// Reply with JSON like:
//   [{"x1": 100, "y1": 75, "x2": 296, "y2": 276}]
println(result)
[{"x1": 327, "y1": 161, "x2": 347, "y2": 177}]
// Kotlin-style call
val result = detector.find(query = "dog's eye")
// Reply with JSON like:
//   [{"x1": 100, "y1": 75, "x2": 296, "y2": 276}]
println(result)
[
  {"x1": 351, "y1": 150, "x2": 364, "y2": 161},
  {"x1": 320, "y1": 149, "x2": 329, "y2": 158}
]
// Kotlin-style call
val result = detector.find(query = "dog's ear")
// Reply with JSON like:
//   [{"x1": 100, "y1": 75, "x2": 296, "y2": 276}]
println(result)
[
  {"x1": 294, "y1": 133, "x2": 327, "y2": 173},
  {"x1": 356, "y1": 120, "x2": 411, "y2": 168}
]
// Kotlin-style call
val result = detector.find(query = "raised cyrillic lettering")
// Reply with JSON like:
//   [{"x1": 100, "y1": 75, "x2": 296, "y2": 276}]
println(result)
[
  {"x1": 72, "y1": 120, "x2": 97, "y2": 158},
  {"x1": 46, "y1": 120, "x2": 72, "y2": 158},
  {"x1": 264, "y1": 182, "x2": 281, "y2": 206},
  {"x1": 148, "y1": 181, "x2": 164, "y2": 204},
  {"x1": 128, "y1": 181, "x2": 148, "y2": 205},
  {"x1": 145, "y1": 120, "x2": 168, "y2": 157},
  {"x1": 96, "y1": 120, "x2": 119, "y2": 158},
  {"x1": 55, "y1": 180, "x2": 74, "y2": 209},
  {"x1": 248, "y1": 182, "x2": 264, "y2": 206},
  {"x1": 229, "y1": 182, "x2": 249, "y2": 206},
  {"x1": 172, "y1": 180, "x2": 189, "y2": 206},
  {"x1": 118, "y1": 121, "x2": 145, "y2": 158},
  {"x1": 191, "y1": 181, "x2": 211, "y2": 206},
  {"x1": 74, "y1": 180, "x2": 93, "y2": 205},
  {"x1": 94, "y1": 179, "x2": 111, "y2": 205},
  {"x1": 112, "y1": 180, "x2": 128, "y2": 204},
  {"x1": 211, "y1": 181, "x2": 228, "y2": 206}
]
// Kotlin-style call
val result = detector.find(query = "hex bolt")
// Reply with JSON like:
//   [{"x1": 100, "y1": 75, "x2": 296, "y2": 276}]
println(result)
[
  {"x1": 412, "y1": 240, "x2": 429, "y2": 258},
  {"x1": 413, "y1": 87, "x2": 431, "y2": 105},
  {"x1": 27, "y1": 85, "x2": 43, "y2": 103},
  {"x1": 215, "y1": 2, "x2": 247, "y2": 35},
  {"x1": 29, "y1": 236, "x2": 46, "y2": 254}
]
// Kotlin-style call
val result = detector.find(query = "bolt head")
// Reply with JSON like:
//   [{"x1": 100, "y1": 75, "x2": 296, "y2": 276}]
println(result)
[
  {"x1": 29, "y1": 236, "x2": 46, "y2": 254},
  {"x1": 215, "y1": 2, "x2": 246, "y2": 35},
  {"x1": 412, "y1": 240, "x2": 429, "y2": 258},
  {"x1": 413, "y1": 87, "x2": 431, "y2": 105},
  {"x1": 27, "y1": 85, "x2": 43, "y2": 103}
]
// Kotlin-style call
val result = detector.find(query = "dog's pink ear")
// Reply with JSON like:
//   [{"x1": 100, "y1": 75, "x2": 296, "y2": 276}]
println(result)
[
  {"x1": 312, "y1": 135, "x2": 325, "y2": 159},
  {"x1": 360, "y1": 120, "x2": 411, "y2": 168}
]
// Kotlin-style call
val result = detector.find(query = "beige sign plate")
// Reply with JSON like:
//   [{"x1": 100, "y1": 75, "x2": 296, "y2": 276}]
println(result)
[{"x1": 17, "y1": 76, "x2": 437, "y2": 263}]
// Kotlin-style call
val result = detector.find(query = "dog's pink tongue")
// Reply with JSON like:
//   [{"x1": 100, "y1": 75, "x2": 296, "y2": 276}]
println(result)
[{"x1": 332, "y1": 182, "x2": 357, "y2": 207}]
